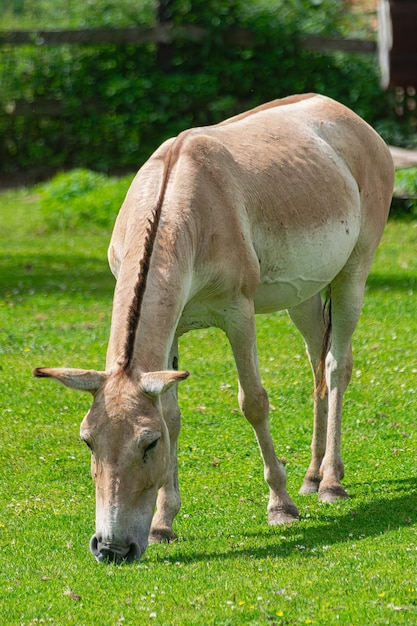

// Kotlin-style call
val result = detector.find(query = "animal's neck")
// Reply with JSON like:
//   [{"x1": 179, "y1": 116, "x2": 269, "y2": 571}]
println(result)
[{"x1": 106, "y1": 253, "x2": 189, "y2": 374}]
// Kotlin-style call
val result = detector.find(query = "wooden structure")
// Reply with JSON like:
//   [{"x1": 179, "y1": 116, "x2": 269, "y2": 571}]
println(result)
[{"x1": 378, "y1": 0, "x2": 417, "y2": 88}]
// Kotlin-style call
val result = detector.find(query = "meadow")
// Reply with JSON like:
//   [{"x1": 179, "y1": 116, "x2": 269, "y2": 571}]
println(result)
[{"x1": 1, "y1": 178, "x2": 417, "y2": 625}]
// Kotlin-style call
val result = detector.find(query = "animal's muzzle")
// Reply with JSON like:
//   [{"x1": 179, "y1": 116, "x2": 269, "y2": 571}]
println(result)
[{"x1": 90, "y1": 534, "x2": 143, "y2": 563}]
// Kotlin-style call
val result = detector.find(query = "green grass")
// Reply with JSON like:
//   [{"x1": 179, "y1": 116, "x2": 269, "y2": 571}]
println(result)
[{"x1": 1, "y1": 183, "x2": 417, "y2": 625}]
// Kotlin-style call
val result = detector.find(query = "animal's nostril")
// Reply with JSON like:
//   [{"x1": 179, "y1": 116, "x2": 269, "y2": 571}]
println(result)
[
  {"x1": 90, "y1": 533, "x2": 100, "y2": 557},
  {"x1": 90, "y1": 534, "x2": 118, "y2": 562},
  {"x1": 89, "y1": 534, "x2": 141, "y2": 563},
  {"x1": 125, "y1": 541, "x2": 141, "y2": 562}
]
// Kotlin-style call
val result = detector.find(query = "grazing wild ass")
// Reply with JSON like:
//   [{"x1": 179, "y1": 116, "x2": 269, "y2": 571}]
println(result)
[{"x1": 34, "y1": 94, "x2": 394, "y2": 563}]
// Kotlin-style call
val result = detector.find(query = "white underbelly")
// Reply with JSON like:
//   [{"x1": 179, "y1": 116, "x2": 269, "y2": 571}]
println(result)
[
  {"x1": 254, "y1": 276, "x2": 329, "y2": 312},
  {"x1": 254, "y1": 213, "x2": 360, "y2": 312}
]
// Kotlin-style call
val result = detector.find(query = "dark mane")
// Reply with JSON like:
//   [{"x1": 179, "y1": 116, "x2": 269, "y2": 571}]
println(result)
[{"x1": 121, "y1": 142, "x2": 177, "y2": 372}]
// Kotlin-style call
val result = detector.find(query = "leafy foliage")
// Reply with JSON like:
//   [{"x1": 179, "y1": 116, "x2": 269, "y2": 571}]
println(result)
[
  {"x1": 391, "y1": 167, "x2": 417, "y2": 218},
  {"x1": 36, "y1": 169, "x2": 132, "y2": 231},
  {"x1": 0, "y1": 0, "x2": 155, "y2": 28},
  {"x1": 395, "y1": 166, "x2": 417, "y2": 196},
  {"x1": 0, "y1": 1, "x2": 415, "y2": 178}
]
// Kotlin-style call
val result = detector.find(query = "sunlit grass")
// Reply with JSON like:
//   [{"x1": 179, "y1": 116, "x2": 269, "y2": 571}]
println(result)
[{"x1": 1, "y1": 186, "x2": 417, "y2": 625}]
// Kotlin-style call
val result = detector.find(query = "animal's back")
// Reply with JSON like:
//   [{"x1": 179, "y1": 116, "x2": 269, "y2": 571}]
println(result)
[{"x1": 204, "y1": 93, "x2": 392, "y2": 211}]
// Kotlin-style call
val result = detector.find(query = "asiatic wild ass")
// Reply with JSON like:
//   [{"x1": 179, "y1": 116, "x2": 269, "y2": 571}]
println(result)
[{"x1": 34, "y1": 94, "x2": 394, "y2": 563}]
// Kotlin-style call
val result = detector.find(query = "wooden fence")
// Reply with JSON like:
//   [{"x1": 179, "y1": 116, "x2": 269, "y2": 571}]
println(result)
[{"x1": 0, "y1": 25, "x2": 377, "y2": 52}]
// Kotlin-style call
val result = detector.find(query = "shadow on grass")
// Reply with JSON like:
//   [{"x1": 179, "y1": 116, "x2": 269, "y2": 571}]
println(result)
[
  {"x1": 165, "y1": 477, "x2": 417, "y2": 564},
  {"x1": 367, "y1": 272, "x2": 417, "y2": 291},
  {"x1": 0, "y1": 252, "x2": 115, "y2": 299}
]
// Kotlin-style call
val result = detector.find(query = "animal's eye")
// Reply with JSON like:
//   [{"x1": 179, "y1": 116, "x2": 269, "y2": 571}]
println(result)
[
  {"x1": 143, "y1": 437, "x2": 160, "y2": 461},
  {"x1": 82, "y1": 437, "x2": 93, "y2": 453},
  {"x1": 145, "y1": 438, "x2": 159, "y2": 452}
]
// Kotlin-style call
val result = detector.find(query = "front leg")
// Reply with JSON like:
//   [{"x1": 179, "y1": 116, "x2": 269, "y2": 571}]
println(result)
[
  {"x1": 149, "y1": 343, "x2": 182, "y2": 543},
  {"x1": 226, "y1": 299, "x2": 299, "y2": 525},
  {"x1": 149, "y1": 432, "x2": 181, "y2": 543}
]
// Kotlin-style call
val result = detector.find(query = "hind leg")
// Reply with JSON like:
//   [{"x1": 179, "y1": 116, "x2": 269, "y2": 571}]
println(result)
[
  {"x1": 317, "y1": 273, "x2": 363, "y2": 502},
  {"x1": 288, "y1": 293, "x2": 331, "y2": 495}
]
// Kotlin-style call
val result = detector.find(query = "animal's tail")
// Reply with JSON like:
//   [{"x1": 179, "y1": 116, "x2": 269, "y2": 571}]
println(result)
[{"x1": 315, "y1": 285, "x2": 332, "y2": 399}]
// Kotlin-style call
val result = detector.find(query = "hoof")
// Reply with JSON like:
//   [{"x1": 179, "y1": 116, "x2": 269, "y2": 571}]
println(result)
[
  {"x1": 299, "y1": 478, "x2": 320, "y2": 495},
  {"x1": 149, "y1": 528, "x2": 178, "y2": 544},
  {"x1": 318, "y1": 485, "x2": 348, "y2": 503},
  {"x1": 268, "y1": 504, "x2": 299, "y2": 525}
]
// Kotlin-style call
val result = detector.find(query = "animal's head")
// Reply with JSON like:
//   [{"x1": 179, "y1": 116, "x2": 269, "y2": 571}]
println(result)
[{"x1": 33, "y1": 366, "x2": 189, "y2": 563}]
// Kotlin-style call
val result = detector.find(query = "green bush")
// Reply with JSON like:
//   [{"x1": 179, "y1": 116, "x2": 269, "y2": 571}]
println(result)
[
  {"x1": 0, "y1": 0, "x2": 155, "y2": 29},
  {"x1": 37, "y1": 169, "x2": 132, "y2": 230},
  {"x1": 391, "y1": 167, "x2": 417, "y2": 218},
  {"x1": 0, "y1": 0, "x2": 414, "y2": 177}
]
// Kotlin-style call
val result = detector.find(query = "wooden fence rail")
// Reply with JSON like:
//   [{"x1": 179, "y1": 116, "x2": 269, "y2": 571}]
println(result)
[{"x1": 0, "y1": 25, "x2": 377, "y2": 54}]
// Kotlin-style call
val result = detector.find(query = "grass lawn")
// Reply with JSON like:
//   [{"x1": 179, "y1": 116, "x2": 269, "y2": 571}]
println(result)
[{"x1": 1, "y1": 183, "x2": 417, "y2": 625}]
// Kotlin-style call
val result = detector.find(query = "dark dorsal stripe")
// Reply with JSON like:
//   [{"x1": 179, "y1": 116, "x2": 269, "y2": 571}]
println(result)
[{"x1": 121, "y1": 140, "x2": 178, "y2": 372}]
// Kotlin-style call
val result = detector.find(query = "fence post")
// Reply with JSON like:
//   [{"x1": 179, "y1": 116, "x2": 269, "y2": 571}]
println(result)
[{"x1": 157, "y1": 0, "x2": 174, "y2": 72}]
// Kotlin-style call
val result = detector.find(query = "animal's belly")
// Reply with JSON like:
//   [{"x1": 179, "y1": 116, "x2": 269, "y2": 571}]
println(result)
[
  {"x1": 254, "y1": 277, "x2": 328, "y2": 312},
  {"x1": 254, "y1": 214, "x2": 360, "y2": 312}
]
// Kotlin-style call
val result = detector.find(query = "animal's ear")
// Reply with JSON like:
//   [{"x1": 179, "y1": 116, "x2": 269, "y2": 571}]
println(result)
[
  {"x1": 140, "y1": 370, "x2": 190, "y2": 398},
  {"x1": 33, "y1": 367, "x2": 106, "y2": 393}
]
